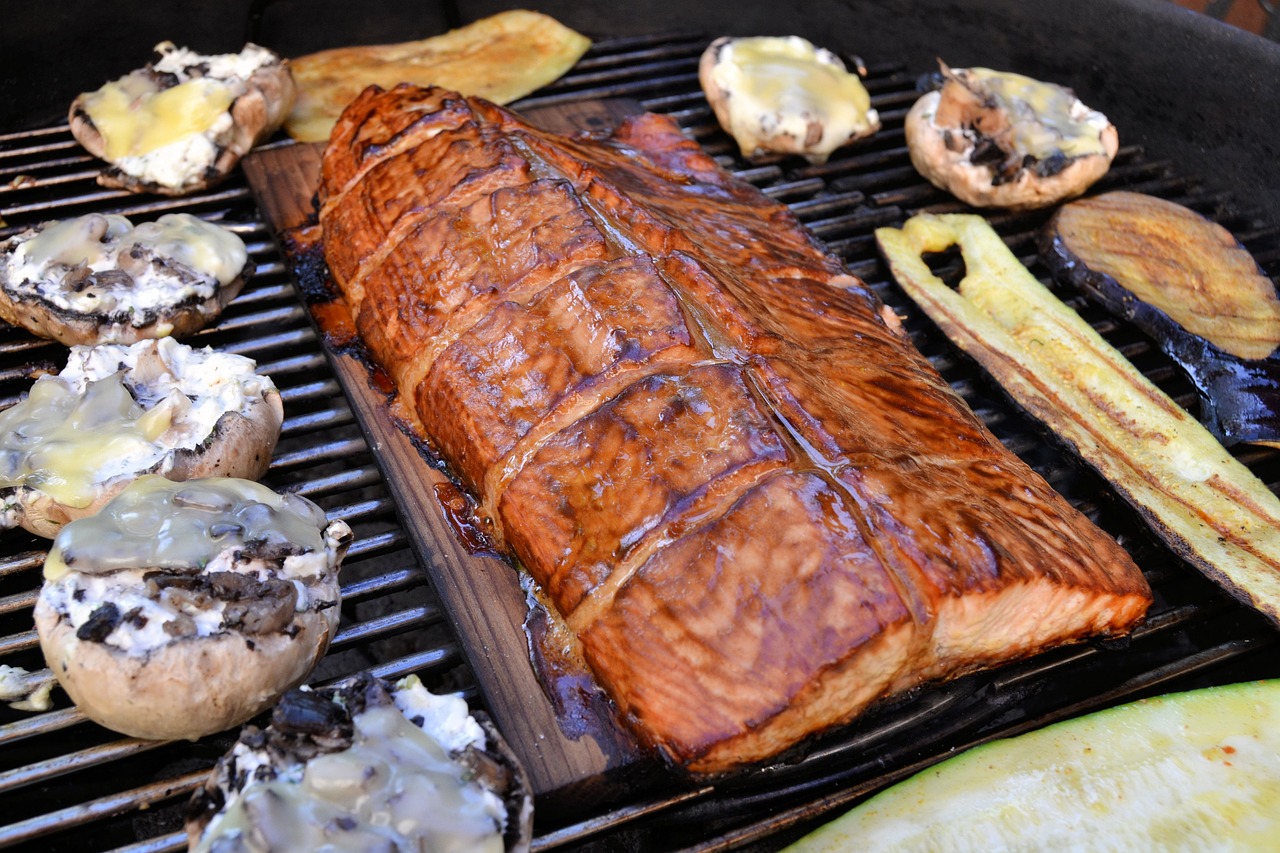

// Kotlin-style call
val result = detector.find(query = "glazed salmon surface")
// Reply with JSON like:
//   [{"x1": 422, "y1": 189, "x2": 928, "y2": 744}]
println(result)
[{"x1": 319, "y1": 85, "x2": 1152, "y2": 773}]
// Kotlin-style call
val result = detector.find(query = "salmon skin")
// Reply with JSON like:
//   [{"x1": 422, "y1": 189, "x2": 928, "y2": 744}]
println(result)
[{"x1": 318, "y1": 84, "x2": 1151, "y2": 775}]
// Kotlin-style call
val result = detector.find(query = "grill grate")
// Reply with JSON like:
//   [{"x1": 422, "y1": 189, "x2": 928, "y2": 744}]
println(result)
[{"x1": 1, "y1": 32, "x2": 1278, "y2": 852}]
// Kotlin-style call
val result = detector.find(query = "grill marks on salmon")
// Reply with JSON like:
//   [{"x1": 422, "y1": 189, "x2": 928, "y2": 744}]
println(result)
[{"x1": 319, "y1": 84, "x2": 1152, "y2": 774}]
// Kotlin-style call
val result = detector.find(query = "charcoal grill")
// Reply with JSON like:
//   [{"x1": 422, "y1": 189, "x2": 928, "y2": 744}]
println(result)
[{"x1": 1, "y1": 9, "x2": 1279, "y2": 852}]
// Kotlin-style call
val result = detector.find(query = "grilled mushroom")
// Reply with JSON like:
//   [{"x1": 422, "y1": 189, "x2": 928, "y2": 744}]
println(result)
[
  {"x1": 69, "y1": 42, "x2": 295, "y2": 196},
  {"x1": 905, "y1": 62, "x2": 1118, "y2": 210},
  {"x1": 0, "y1": 212, "x2": 252, "y2": 346},
  {"x1": 185, "y1": 672, "x2": 534, "y2": 852},
  {"x1": 0, "y1": 337, "x2": 282, "y2": 538},
  {"x1": 34, "y1": 475, "x2": 352, "y2": 741},
  {"x1": 699, "y1": 36, "x2": 880, "y2": 164}
]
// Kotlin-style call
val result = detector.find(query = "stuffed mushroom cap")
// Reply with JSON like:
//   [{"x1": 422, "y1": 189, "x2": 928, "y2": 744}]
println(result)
[
  {"x1": 185, "y1": 672, "x2": 534, "y2": 852},
  {"x1": 905, "y1": 63, "x2": 1118, "y2": 210},
  {"x1": 0, "y1": 337, "x2": 282, "y2": 538},
  {"x1": 699, "y1": 35, "x2": 880, "y2": 164},
  {"x1": 0, "y1": 212, "x2": 252, "y2": 346},
  {"x1": 35, "y1": 475, "x2": 352, "y2": 741},
  {"x1": 69, "y1": 42, "x2": 296, "y2": 196}
]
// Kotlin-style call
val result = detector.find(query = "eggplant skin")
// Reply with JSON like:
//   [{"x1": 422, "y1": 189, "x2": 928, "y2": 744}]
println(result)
[{"x1": 1041, "y1": 191, "x2": 1280, "y2": 448}]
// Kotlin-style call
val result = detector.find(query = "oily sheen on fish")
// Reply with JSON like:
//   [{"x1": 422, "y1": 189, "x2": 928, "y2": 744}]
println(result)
[{"x1": 318, "y1": 84, "x2": 1151, "y2": 774}]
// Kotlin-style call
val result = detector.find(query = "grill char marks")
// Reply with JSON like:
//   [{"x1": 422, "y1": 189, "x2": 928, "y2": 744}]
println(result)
[{"x1": 319, "y1": 84, "x2": 1152, "y2": 774}]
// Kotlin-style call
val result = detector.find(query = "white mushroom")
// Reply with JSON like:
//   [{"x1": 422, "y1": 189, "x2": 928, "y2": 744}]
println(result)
[
  {"x1": 0, "y1": 337, "x2": 282, "y2": 538},
  {"x1": 904, "y1": 63, "x2": 1119, "y2": 210},
  {"x1": 186, "y1": 673, "x2": 534, "y2": 852},
  {"x1": 699, "y1": 35, "x2": 880, "y2": 164},
  {"x1": 35, "y1": 475, "x2": 352, "y2": 741},
  {"x1": 0, "y1": 212, "x2": 251, "y2": 345},
  {"x1": 69, "y1": 42, "x2": 296, "y2": 196}
]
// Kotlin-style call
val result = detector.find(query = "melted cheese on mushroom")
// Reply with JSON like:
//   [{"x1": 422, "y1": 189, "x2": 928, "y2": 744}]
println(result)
[
  {"x1": 77, "y1": 42, "x2": 280, "y2": 188},
  {"x1": 963, "y1": 68, "x2": 1110, "y2": 161},
  {"x1": 193, "y1": 677, "x2": 507, "y2": 853},
  {"x1": 40, "y1": 475, "x2": 339, "y2": 655},
  {"x1": 4, "y1": 212, "x2": 248, "y2": 319},
  {"x1": 43, "y1": 475, "x2": 329, "y2": 580},
  {"x1": 0, "y1": 338, "x2": 273, "y2": 508},
  {"x1": 928, "y1": 67, "x2": 1112, "y2": 170},
  {"x1": 84, "y1": 77, "x2": 235, "y2": 162},
  {"x1": 702, "y1": 35, "x2": 879, "y2": 163}
]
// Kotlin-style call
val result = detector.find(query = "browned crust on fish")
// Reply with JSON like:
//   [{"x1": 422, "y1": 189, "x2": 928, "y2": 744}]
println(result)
[{"x1": 318, "y1": 85, "x2": 1151, "y2": 774}]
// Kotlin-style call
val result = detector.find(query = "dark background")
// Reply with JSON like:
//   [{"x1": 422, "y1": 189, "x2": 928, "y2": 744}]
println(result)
[{"x1": 3, "y1": 0, "x2": 1277, "y2": 220}]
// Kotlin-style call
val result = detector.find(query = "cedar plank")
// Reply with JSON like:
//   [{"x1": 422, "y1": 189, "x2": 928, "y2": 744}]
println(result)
[{"x1": 241, "y1": 98, "x2": 665, "y2": 813}]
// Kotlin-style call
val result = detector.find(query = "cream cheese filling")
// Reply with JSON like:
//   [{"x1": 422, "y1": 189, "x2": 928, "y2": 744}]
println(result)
[
  {"x1": 0, "y1": 338, "x2": 272, "y2": 508},
  {"x1": 40, "y1": 563, "x2": 319, "y2": 656},
  {"x1": 195, "y1": 678, "x2": 506, "y2": 853},
  {"x1": 79, "y1": 42, "x2": 279, "y2": 187},
  {"x1": 4, "y1": 212, "x2": 248, "y2": 319}
]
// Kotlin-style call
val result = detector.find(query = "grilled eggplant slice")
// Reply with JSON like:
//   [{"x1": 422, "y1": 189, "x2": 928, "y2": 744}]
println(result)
[
  {"x1": 185, "y1": 672, "x2": 533, "y2": 852},
  {"x1": 0, "y1": 212, "x2": 251, "y2": 346},
  {"x1": 905, "y1": 63, "x2": 1117, "y2": 210},
  {"x1": 34, "y1": 475, "x2": 351, "y2": 741},
  {"x1": 876, "y1": 213, "x2": 1280, "y2": 627},
  {"x1": 0, "y1": 337, "x2": 282, "y2": 538},
  {"x1": 699, "y1": 35, "x2": 880, "y2": 164},
  {"x1": 1041, "y1": 191, "x2": 1280, "y2": 448},
  {"x1": 69, "y1": 42, "x2": 295, "y2": 196},
  {"x1": 786, "y1": 679, "x2": 1280, "y2": 852}
]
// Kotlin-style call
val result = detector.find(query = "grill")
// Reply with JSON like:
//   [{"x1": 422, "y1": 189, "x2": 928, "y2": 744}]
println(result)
[{"x1": 2, "y1": 27, "x2": 1279, "y2": 853}]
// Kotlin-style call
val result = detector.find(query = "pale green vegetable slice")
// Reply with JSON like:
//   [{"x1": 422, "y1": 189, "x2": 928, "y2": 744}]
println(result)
[
  {"x1": 786, "y1": 680, "x2": 1280, "y2": 852},
  {"x1": 875, "y1": 213, "x2": 1280, "y2": 628}
]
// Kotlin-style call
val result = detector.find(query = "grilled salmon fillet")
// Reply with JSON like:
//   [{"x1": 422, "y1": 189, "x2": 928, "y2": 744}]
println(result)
[{"x1": 318, "y1": 84, "x2": 1151, "y2": 774}]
